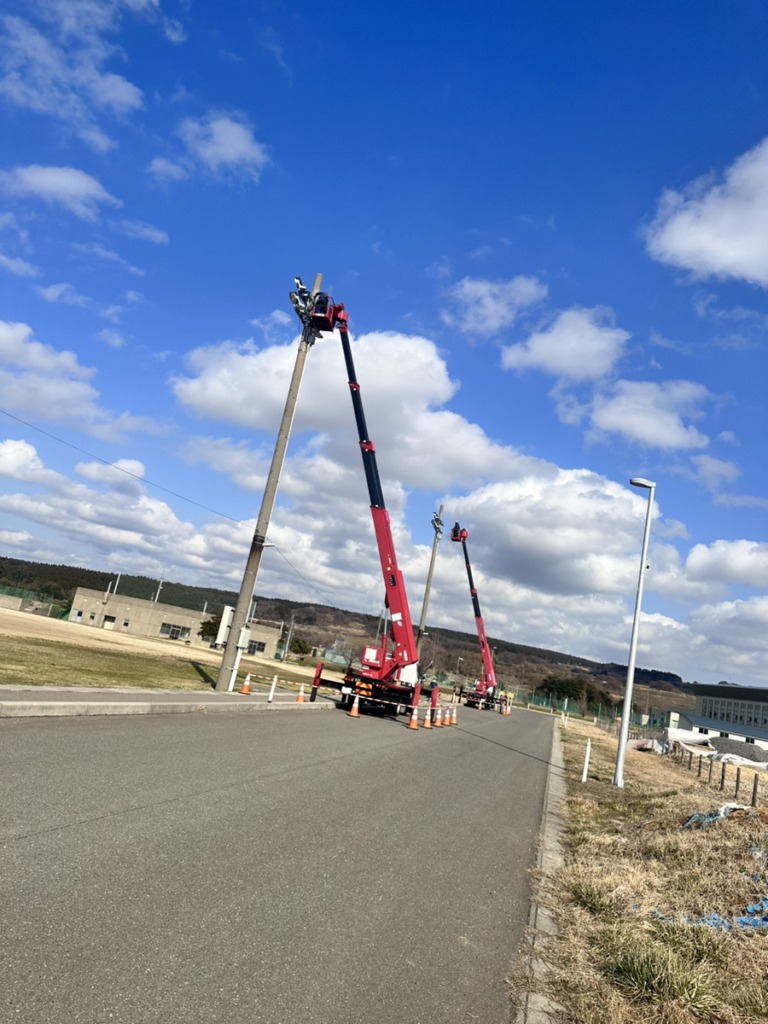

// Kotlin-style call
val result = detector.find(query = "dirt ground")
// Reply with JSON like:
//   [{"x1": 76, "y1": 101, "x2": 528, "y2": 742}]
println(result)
[{"x1": 0, "y1": 607, "x2": 320, "y2": 677}]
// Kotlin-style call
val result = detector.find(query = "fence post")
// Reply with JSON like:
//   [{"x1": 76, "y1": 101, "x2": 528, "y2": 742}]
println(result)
[
  {"x1": 719, "y1": 761, "x2": 727, "y2": 792},
  {"x1": 687, "y1": 751, "x2": 693, "y2": 770},
  {"x1": 752, "y1": 773, "x2": 760, "y2": 808},
  {"x1": 697, "y1": 754, "x2": 702, "y2": 777},
  {"x1": 581, "y1": 738, "x2": 591, "y2": 784},
  {"x1": 707, "y1": 758, "x2": 714, "y2": 784},
  {"x1": 735, "y1": 766, "x2": 741, "y2": 800}
]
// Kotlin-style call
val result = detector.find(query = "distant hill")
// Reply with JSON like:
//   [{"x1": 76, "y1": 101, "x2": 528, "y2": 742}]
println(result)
[{"x1": 0, "y1": 556, "x2": 694, "y2": 707}]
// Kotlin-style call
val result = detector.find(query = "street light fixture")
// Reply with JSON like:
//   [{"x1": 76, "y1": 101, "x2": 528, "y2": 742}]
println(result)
[{"x1": 613, "y1": 477, "x2": 656, "y2": 788}]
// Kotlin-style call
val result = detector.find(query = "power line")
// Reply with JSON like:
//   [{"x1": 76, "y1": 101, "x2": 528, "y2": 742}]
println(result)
[
  {"x1": 0, "y1": 405, "x2": 336, "y2": 606},
  {"x1": 0, "y1": 406, "x2": 238, "y2": 521}
]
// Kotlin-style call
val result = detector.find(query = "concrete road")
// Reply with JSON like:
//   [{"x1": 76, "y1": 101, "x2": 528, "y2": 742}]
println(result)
[{"x1": 1, "y1": 706, "x2": 553, "y2": 1024}]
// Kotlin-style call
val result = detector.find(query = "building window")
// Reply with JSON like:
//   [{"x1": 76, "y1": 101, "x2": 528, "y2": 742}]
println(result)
[
  {"x1": 247, "y1": 640, "x2": 266, "y2": 654},
  {"x1": 89, "y1": 613, "x2": 95, "y2": 621},
  {"x1": 74, "y1": 610, "x2": 83, "y2": 619},
  {"x1": 123, "y1": 620, "x2": 130, "y2": 628},
  {"x1": 160, "y1": 622, "x2": 191, "y2": 640},
  {"x1": 698, "y1": 727, "x2": 709, "y2": 734},
  {"x1": 719, "y1": 732, "x2": 729, "y2": 738},
  {"x1": 746, "y1": 737, "x2": 755, "y2": 745}
]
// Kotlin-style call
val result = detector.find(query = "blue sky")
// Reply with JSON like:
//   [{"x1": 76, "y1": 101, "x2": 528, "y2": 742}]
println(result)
[{"x1": 1, "y1": 0, "x2": 767, "y2": 685}]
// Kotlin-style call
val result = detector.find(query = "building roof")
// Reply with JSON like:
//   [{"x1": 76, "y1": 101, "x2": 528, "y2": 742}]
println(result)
[
  {"x1": 679, "y1": 712, "x2": 768, "y2": 748},
  {"x1": 692, "y1": 682, "x2": 768, "y2": 702}
]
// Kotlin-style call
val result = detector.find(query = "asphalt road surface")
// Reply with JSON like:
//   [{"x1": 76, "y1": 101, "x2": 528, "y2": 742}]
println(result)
[{"x1": 1, "y1": 705, "x2": 553, "y2": 1024}]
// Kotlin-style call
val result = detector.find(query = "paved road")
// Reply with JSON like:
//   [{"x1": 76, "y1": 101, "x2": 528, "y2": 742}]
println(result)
[{"x1": 1, "y1": 706, "x2": 553, "y2": 1024}]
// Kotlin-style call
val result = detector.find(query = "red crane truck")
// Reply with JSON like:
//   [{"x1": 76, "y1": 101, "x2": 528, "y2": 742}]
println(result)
[
  {"x1": 450, "y1": 522, "x2": 498, "y2": 709},
  {"x1": 294, "y1": 288, "x2": 432, "y2": 717}
]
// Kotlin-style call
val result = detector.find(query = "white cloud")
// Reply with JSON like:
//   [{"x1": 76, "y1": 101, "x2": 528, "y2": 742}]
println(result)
[
  {"x1": 686, "y1": 597, "x2": 768, "y2": 682},
  {"x1": 685, "y1": 540, "x2": 768, "y2": 589},
  {"x1": 0, "y1": 319, "x2": 156, "y2": 441},
  {"x1": 248, "y1": 309, "x2": 294, "y2": 344},
  {"x1": 177, "y1": 112, "x2": 270, "y2": 178},
  {"x1": 171, "y1": 329, "x2": 526, "y2": 492},
  {"x1": 162, "y1": 18, "x2": 186, "y2": 44},
  {"x1": 645, "y1": 136, "x2": 768, "y2": 287},
  {"x1": 146, "y1": 157, "x2": 188, "y2": 182},
  {"x1": 72, "y1": 241, "x2": 141, "y2": 275},
  {"x1": 0, "y1": 165, "x2": 120, "y2": 220},
  {"x1": 588, "y1": 380, "x2": 711, "y2": 450},
  {"x1": 441, "y1": 274, "x2": 547, "y2": 335},
  {"x1": 116, "y1": 219, "x2": 169, "y2": 244},
  {"x1": 97, "y1": 328, "x2": 126, "y2": 348},
  {"x1": 502, "y1": 307, "x2": 629, "y2": 381},
  {"x1": 689, "y1": 454, "x2": 740, "y2": 491},
  {"x1": 0, "y1": 319, "x2": 92, "y2": 376},
  {"x1": 0, "y1": 2, "x2": 184, "y2": 149},
  {"x1": 0, "y1": 251, "x2": 39, "y2": 276},
  {"x1": 37, "y1": 281, "x2": 91, "y2": 306},
  {"x1": 0, "y1": 438, "x2": 52, "y2": 481}
]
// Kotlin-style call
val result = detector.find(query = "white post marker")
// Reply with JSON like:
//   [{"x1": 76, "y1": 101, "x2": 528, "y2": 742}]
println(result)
[
  {"x1": 267, "y1": 674, "x2": 278, "y2": 703},
  {"x1": 582, "y1": 738, "x2": 592, "y2": 784}
]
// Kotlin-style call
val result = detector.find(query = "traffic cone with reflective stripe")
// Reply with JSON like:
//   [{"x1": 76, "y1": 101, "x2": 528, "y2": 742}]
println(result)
[
  {"x1": 408, "y1": 706, "x2": 419, "y2": 730},
  {"x1": 422, "y1": 705, "x2": 432, "y2": 729},
  {"x1": 296, "y1": 682, "x2": 305, "y2": 703},
  {"x1": 238, "y1": 673, "x2": 252, "y2": 695},
  {"x1": 348, "y1": 694, "x2": 360, "y2": 717},
  {"x1": 451, "y1": 705, "x2": 458, "y2": 725},
  {"x1": 434, "y1": 707, "x2": 443, "y2": 728}
]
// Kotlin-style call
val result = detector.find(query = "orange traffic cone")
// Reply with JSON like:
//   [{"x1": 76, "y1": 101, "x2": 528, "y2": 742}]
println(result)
[
  {"x1": 348, "y1": 694, "x2": 360, "y2": 717},
  {"x1": 434, "y1": 707, "x2": 443, "y2": 728},
  {"x1": 451, "y1": 705, "x2": 458, "y2": 725},
  {"x1": 238, "y1": 673, "x2": 252, "y2": 695},
  {"x1": 422, "y1": 706, "x2": 432, "y2": 729},
  {"x1": 296, "y1": 682, "x2": 305, "y2": 703},
  {"x1": 407, "y1": 706, "x2": 419, "y2": 730}
]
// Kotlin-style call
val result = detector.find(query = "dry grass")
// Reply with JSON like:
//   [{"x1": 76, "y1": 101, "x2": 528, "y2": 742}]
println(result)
[
  {"x1": 521, "y1": 719, "x2": 768, "y2": 1024},
  {"x1": 0, "y1": 630, "x2": 330, "y2": 692}
]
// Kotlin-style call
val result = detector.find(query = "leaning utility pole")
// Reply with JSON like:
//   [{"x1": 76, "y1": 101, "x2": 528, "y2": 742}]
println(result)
[
  {"x1": 215, "y1": 274, "x2": 322, "y2": 692},
  {"x1": 415, "y1": 505, "x2": 444, "y2": 659}
]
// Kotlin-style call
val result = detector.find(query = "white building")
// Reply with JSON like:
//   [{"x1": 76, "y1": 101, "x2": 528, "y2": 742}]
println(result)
[
  {"x1": 675, "y1": 683, "x2": 768, "y2": 753},
  {"x1": 68, "y1": 588, "x2": 281, "y2": 658}
]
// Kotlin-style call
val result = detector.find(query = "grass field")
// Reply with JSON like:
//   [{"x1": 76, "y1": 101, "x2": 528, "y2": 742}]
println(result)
[
  {"x1": 515, "y1": 719, "x2": 768, "y2": 1024},
  {"x1": 0, "y1": 622, "x2": 338, "y2": 693}
]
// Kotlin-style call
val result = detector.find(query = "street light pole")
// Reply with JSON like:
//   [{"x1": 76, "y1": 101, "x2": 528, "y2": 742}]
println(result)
[{"x1": 613, "y1": 477, "x2": 656, "y2": 788}]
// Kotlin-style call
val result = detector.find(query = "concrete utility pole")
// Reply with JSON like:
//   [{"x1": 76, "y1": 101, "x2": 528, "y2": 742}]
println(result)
[
  {"x1": 415, "y1": 506, "x2": 444, "y2": 660},
  {"x1": 215, "y1": 273, "x2": 323, "y2": 692}
]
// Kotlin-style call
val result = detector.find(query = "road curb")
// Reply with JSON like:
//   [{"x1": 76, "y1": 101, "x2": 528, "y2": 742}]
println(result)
[
  {"x1": 0, "y1": 700, "x2": 336, "y2": 718},
  {"x1": 514, "y1": 720, "x2": 566, "y2": 1024}
]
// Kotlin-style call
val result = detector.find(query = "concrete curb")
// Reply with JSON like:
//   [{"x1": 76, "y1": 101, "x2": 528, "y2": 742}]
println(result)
[
  {"x1": 0, "y1": 700, "x2": 336, "y2": 718},
  {"x1": 515, "y1": 721, "x2": 566, "y2": 1024}
]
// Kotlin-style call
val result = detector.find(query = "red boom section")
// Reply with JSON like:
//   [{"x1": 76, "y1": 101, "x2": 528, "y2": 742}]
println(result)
[
  {"x1": 318, "y1": 295, "x2": 418, "y2": 686},
  {"x1": 368, "y1": 506, "x2": 419, "y2": 677},
  {"x1": 451, "y1": 523, "x2": 496, "y2": 694}
]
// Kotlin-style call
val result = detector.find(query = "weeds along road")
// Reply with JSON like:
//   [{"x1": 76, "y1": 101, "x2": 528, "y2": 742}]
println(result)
[{"x1": 1, "y1": 705, "x2": 553, "y2": 1024}]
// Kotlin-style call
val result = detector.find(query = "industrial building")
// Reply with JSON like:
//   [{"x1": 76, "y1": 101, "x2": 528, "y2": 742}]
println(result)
[
  {"x1": 68, "y1": 588, "x2": 281, "y2": 658},
  {"x1": 675, "y1": 682, "x2": 768, "y2": 753}
]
